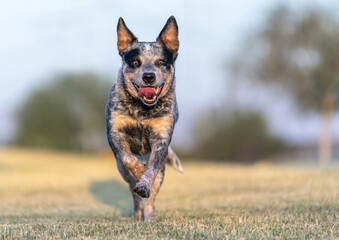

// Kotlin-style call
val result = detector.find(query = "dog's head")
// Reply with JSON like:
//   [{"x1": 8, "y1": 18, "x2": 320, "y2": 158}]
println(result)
[{"x1": 117, "y1": 16, "x2": 179, "y2": 107}]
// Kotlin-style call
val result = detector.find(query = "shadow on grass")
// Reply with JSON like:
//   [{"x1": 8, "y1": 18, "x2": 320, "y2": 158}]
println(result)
[{"x1": 89, "y1": 179, "x2": 132, "y2": 216}]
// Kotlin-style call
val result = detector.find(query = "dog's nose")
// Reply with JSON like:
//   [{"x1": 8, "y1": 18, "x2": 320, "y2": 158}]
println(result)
[{"x1": 142, "y1": 72, "x2": 156, "y2": 84}]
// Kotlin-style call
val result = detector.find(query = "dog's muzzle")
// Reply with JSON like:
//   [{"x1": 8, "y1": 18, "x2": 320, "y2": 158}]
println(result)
[{"x1": 134, "y1": 83, "x2": 164, "y2": 105}]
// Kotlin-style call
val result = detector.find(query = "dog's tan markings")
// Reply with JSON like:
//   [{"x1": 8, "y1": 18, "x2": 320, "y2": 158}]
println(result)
[
  {"x1": 160, "y1": 69, "x2": 174, "y2": 98},
  {"x1": 122, "y1": 66, "x2": 139, "y2": 98},
  {"x1": 127, "y1": 84, "x2": 138, "y2": 98},
  {"x1": 124, "y1": 153, "x2": 146, "y2": 179},
  {"x1": 111, "y1": 113, "x2": 137, "y2": 130},
  {"x1": 142, "y1": 116, "x2": 172, "y2": 138}
]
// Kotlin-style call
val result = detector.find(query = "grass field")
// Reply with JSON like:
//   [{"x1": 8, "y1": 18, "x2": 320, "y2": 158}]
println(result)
[{"x1": 0, "y1": 148, "x2": 338, "y2": 239}]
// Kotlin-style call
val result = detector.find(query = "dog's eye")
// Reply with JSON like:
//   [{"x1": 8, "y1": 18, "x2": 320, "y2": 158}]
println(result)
[
  {"x1": 131, "y1": 60, "x2": 140, "y2": 67},
  {"x1": 158, "y1": 60, "x2": 166, "y2": 65}
]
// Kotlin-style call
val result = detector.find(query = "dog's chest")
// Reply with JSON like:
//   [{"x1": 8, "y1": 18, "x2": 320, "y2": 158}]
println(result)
[
  {"x1": 110, "y1": 112, "x2": 172, "y2": 155},
  {"x1": 123, "y1": 122, "x2": 152, "y2": 155}
]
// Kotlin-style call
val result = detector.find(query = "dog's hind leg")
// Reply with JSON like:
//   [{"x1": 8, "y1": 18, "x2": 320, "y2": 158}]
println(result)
[
  {"x1": 129, "y1": 184, "x2": 143, "y2": 220},
  {"x1": 143, "y1": 165, "x2": 165, "y2": 222}
]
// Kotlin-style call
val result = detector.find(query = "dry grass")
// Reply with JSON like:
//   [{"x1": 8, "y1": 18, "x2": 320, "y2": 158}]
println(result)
[{"x1": 0, "y1": 148, "x2": 338, "y2": 239}]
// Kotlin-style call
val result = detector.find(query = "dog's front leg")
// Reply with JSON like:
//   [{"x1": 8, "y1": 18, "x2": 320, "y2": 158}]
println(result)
[
  {"x1": 109, "y1": 113, "x2": 146, "y2": 179},
  {"x1": 133, "y1": 116, "x2": 174, "y2": 198},
  {"x1": 133, "y1": 139, "x2": 169, "y2": 198},
  {"x1": 110, "y1": 131, "x2": 146, "y2": 179}
]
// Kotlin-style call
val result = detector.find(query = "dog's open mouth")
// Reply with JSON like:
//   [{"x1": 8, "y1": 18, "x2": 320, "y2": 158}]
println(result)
[{"x1": 134, "y1": 83, "x2": 164, "y2": 105}]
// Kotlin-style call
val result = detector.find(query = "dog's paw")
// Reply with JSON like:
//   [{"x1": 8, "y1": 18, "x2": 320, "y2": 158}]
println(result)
[{"x1": 133, "y1": 182, "x2": 151, "y2": 198}]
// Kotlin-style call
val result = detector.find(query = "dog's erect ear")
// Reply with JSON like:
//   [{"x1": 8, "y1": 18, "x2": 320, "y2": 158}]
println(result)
[
  {"x1": 157, "y1": 16, "x2": 179, "y2": 53},
  {"x1": 117, "y1": 17, "x2": 137, "y2": 56}
]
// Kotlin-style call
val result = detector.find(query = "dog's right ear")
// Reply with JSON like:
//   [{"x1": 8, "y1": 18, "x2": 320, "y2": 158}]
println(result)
[{"x1": 117, "y1": 17, "x2": 137, "y2": 56}]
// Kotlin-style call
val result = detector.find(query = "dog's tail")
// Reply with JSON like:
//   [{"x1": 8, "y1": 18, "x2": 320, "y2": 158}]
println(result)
[{"x1": 166, "y1": 146, "x2": 184, "y2": 174}]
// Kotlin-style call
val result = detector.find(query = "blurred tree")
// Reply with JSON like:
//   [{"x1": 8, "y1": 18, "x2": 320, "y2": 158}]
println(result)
[
  {"x1": 192, "y1": 110, "x2": 285, "y2": 162},
  {"x1": 231, "y1": 6, "x2": 339, "y2": 164},
  {"x1": 15, "y1": 72, "x2": 113, "y2": 152}
]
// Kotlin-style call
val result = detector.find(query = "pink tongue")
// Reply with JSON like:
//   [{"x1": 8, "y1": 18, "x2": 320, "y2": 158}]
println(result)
[{"x1": 138, "y1": 88, "x2": 156, "y2": 99}]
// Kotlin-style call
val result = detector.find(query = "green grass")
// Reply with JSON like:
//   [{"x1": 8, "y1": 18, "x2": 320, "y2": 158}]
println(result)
[{"x1": 0, "y1": 148, "x2": 338, "y2": 239}]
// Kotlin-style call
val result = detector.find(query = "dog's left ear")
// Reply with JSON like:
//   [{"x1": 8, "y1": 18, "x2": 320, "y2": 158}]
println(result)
[{"x1": 157, "y1": 16, "x2": 179, "y2": 56}]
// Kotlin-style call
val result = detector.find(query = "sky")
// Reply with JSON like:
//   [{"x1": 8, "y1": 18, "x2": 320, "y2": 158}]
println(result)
[{"x1": 1, "y1": 0, "x2": 339, "y2": 147}]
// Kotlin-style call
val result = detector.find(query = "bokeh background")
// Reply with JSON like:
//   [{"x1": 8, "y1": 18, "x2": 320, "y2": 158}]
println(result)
[{"x1": 1, "y1": 0, "x2": 339, "y2": 165}]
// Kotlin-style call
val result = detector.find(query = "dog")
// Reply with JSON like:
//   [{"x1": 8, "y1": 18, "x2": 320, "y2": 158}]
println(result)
[{"x1": 106, "y1": 16, "x2": 184, "y2": 222}]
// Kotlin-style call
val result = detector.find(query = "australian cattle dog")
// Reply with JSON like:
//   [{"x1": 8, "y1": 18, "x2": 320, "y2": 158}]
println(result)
[{"x1": 106, "y1": 16, "x2": 183, "y2": 221}]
